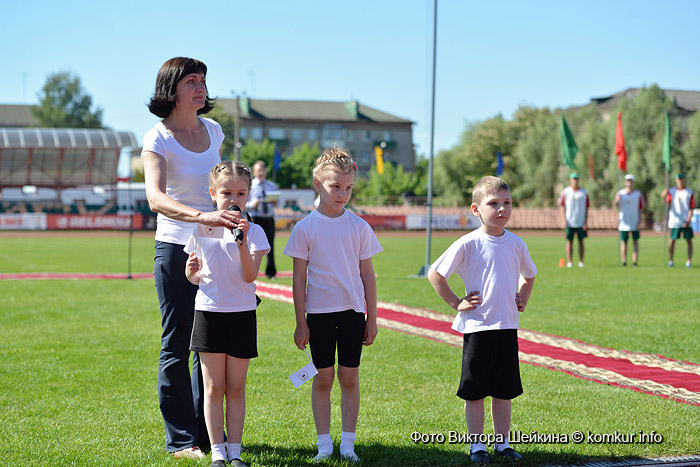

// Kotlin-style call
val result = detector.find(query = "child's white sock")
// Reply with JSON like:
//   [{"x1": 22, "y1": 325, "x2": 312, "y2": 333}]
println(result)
[
  {"x1": 211, "y1": 443, "x2": 227, "y2": 462},
  {"x1": 470, "y1": 441, "x2": 487, "y2": 453},
  {"x1": 495, "y1": 440, "x2": 511, "y2": 452},
  {"x1": 339, "y1": 431, "x2": 357, "y2": 458},
  {"x1": 315, "y1": 433, "x2": 333, "y2": 458},
  {"x1": 227, "y1": 442, "x2": 242, "y2": 461}
]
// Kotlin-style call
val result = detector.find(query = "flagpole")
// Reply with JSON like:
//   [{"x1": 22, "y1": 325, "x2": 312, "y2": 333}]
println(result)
[{"x1": 662, "y1": 110, "x2": 673, "y2": 264}]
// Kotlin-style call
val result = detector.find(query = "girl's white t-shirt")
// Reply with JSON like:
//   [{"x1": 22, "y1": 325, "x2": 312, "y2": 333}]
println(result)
[
  {"x1": 142, "y1": 117, "x2": 224, "y2": 245},
  {"x1": 184, "y1": 223, "x2": 270, "y2": 312},
  {"x1": 431, "y1": 228, "x2": 537, "y2": 334},
  {"x1": 283, "y1": 209, "x2": 383, "y2": 314}
]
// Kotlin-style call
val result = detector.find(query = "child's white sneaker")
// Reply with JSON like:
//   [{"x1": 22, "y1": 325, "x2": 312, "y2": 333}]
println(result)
[
  {"x1": 577, "y1": 261, "x2": 584, "y2": 268},
  {"x1": 566, "y1": 262, "x2": 572, "y2": 268},
  {"x1": 340, "y1": 450, "x2": 360, "y2": 462},
  {"x1": 313, "y1": 450, "x2": 333, "y2": 461},
  {"x1": 668, "y1": 260, "x2": 674, "y2": 267},
  {"x1": 686, "y1": 260, "x2": 692, "y2": 268}
]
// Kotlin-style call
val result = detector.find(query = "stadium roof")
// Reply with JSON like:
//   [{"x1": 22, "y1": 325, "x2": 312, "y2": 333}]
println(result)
[
  {"x1": 0, "y1": 127, "x2": 138, "y2": 189},
  {"x1": 0, "y1": 127, "x2": 137, "y2": 149}
]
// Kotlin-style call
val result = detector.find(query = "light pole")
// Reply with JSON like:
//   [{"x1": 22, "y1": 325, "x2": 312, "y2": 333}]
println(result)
[
  {"x1": 417, "y1": 0, "x2": 438, "y2": 277},
  {"x1": 233, "y1": 92, "x2": 241, "y2": 162}
]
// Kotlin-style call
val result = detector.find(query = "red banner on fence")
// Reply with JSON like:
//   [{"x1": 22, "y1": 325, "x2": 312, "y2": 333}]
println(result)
[
  {"x1": 360, "y1": 215, "x2": 406, "y2": 230},
  {"x1": 47, "y1": 214, "x2": 146, "y2": 230}
]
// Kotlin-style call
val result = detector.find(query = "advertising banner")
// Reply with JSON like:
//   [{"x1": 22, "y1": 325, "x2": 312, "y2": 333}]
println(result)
[
  {"x1": 0, "y1": 213, "x2": 47, "y2": 230},
  {"x1": 47, "y1": 214, "x2": 146, "y2": 230},
  {"x1": 360, "y1": 215, "x2": 407, "y2": 230},
  {"x1": 405, "y1": 213, "x2": 479, "y2": 230}
]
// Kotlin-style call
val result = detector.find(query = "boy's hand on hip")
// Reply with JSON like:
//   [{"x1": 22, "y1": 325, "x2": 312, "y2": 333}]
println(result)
[{"x1": 457, "y1": 291, "x2": 481, "y2": 312}]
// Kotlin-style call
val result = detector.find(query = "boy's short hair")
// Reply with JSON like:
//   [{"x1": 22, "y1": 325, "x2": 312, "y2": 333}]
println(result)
[
  {"x1": 472, "y1": 176, "x2": 511, "y2": 205},
  {"x1": 312, "y1": 147, "x2": 358, "y2": 181}
]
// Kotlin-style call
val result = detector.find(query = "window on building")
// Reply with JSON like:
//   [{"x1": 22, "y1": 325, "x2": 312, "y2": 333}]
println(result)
[
  {"x1": 251, "y1": 127, "x2": 263, "y2": 141},
  {"x1": 363, "y1": 131, "x2": 371, "y2": 142},
  {"x1": 383, "y1": 131, "x2": 392, "y2": 141},
  {"x1": 291, "y1": 129, "x2": 303, "y2": 140},
  {"x1": 308, "y1": 129, "x2": 318, "y2": 140},
  {"x1": 269, "y1": 128, "x2": 285, "y2": 139},
  {"x1": 239, "y1": 127, "x2": 248, "y2": 139},
  {"x1": 322, "y1": 125, "x2": 346, "y2": 141}
]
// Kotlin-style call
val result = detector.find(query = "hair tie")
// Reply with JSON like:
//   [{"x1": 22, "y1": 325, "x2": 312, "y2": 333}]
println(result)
[{"x1": 353, "y1": 161, "x2": 358, "y2": 171}]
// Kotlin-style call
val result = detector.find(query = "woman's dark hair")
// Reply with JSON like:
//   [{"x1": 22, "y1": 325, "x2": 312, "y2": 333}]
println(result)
[{"x1": 147, "y1": 57, "x2": 216, "y2": 118}]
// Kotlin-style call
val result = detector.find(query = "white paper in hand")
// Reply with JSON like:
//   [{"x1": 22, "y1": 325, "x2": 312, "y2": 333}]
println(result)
[{"x1": 289, "y1": 349, "x2": 318, "y2": 388}]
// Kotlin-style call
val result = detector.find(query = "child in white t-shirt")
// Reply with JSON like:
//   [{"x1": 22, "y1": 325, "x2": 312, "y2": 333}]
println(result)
[
  {"x1": 184, "y1": 161, "x2": 270, "y2": 467},
  {"x1": 428, "y1": 176, "x2": 536, "y2": 464},
  {"x1": 283, "y1": 147, "x2": 383, "y2": 462}
]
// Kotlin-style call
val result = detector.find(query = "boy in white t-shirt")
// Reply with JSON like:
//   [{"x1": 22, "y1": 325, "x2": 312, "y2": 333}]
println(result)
[
  {"x1": 428, "y1": 176, "x2": 537, "y2": 464},
  {"x1": 283, "y1": 147, "x2": 382, "y2": 463},
  {"x1": 614, "y1": 174, "x2": 646, "y2": 267}
]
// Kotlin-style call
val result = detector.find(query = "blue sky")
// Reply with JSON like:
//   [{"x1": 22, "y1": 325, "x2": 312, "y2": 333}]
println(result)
[{"x1": 2, "y1": 0, "x2": 699, "y2": 171}]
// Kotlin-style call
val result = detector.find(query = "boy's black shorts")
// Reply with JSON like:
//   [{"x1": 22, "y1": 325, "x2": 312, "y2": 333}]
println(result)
[
  {"x1": 307, "y1": 309, "x2": 365, "y2": 369},
  {"x1": 190, "y1": 310, "x2": 258, "y2": 359},
  {"x1": 457, "y1": 329, "x2": 522, "y2": 401}
]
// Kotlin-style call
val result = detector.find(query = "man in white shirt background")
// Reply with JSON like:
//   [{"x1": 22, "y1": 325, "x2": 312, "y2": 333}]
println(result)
[
  {"x1": 558, "y1": 173, "x2": 589, "y2": 268},
  {"x1": 614, "y1": 174, "x2": 646, "y2": 267}
]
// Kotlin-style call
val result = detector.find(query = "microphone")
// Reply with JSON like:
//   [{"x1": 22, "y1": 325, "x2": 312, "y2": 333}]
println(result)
[{"x1": 228, "y1": 205, "x2": 245, "y2": 245}]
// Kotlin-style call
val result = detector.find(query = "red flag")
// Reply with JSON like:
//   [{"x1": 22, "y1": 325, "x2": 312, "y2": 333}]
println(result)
[{"x1": 615, "y1": 112, "x2": 627, "y2": 171}]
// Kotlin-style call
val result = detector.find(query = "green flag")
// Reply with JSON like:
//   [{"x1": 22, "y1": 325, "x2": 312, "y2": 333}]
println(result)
[
  {"x1": 662, "y1": 110, "x2": 672, "y2": 173},
  {"x1": 560, "y1": 115, "x2": 578, "y2": 171}
]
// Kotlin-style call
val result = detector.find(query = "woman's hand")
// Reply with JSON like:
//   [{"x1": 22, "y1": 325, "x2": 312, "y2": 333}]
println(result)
[{"x1": 197, "y1": 209, "x2": 239, "y2": 230}]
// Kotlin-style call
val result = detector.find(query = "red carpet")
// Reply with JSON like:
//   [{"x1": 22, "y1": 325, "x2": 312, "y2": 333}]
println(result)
[{"x1": 255, "y1": 281, "x2": 700, "y2": 406}]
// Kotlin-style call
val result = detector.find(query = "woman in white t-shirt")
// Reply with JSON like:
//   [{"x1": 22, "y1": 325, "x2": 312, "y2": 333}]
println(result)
[{"x1": 141, "y1": 57, "x2": 239, "y2": 459}]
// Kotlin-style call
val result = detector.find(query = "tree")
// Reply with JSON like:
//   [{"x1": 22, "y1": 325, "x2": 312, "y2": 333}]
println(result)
[
  {"x1": 682, "y1": 110, "x2": 700, "y2": 187},
  {"x1": 353, "y1": 162, "x2": 427, "y2": 205},
  {"x1": 33, "y1": 72, "x2": 104, "y2": 128},
  {"x1": 609, "y1": 85, "x2": 676, "y2": 218},
  {"x1": 511, "y1": 107, "x2": 561, "y2": 206},
  {"x1": 278, "y1": 142, "x2": 320, "y2": 189},
  {"x1": 206, "y1": 105, "x2": 236, "y2": 160},
  {"x1": 240, "y1": 139, "x2": 276, "y2": 173}
]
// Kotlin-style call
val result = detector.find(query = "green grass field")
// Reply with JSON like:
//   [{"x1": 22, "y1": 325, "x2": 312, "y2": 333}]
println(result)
[{"x1": 1, "y1": 230, "x2": 699, "y2": 466}]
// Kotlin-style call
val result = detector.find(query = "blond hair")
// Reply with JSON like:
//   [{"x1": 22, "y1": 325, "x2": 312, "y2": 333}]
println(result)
[
  {"x1": 471, "y1": 176, "x2": 511, "y2": 205},
  {"x1": 312, "y1": 147, "x2": 357, "y2": 181},
  {"x1": 208, "y1": 161, "x2": 252, "y2": 208}
]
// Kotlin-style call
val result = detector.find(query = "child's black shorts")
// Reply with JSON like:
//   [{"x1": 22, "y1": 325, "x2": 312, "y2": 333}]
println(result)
[
  {"x1": 307, "y1": 309, "x2": 365, "y2": 369},
  {"x1": 190, "y1": 310, "x2": 258, "y2": 359},
  {"x1": 457, "y1": 329, "x2": 522, "y2": 401}
]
